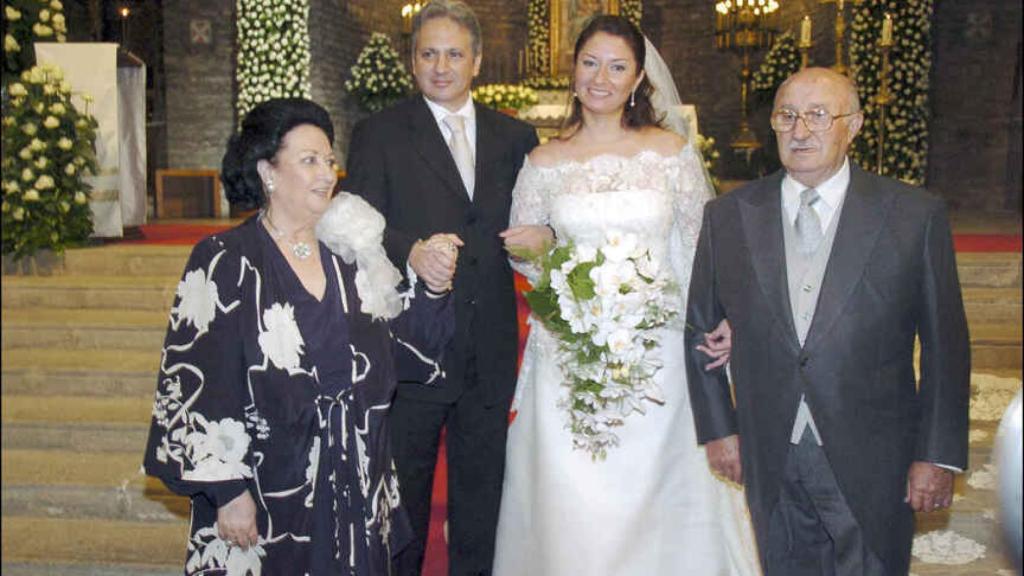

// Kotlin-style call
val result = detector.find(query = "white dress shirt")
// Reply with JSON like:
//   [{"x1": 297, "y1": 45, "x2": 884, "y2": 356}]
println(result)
[
  {"x1": 423, "y1": 95, "x2": 477, "y2": 159},
  {"x1": 782, "y1": 157, "x2": 851, "y2": 230}
]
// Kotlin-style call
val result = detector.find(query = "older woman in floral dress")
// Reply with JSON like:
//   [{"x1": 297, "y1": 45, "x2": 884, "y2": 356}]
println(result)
[{"x1": 143, "y1": 98, "x2": 457, "y2": 575}]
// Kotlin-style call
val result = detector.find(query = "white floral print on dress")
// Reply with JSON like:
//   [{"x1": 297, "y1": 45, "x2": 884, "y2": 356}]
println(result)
[
  {"x1": 258, "y1": 302, "x2": 305, "y2": 371},
  {"x1": 175, "y1": 268, "x2": 220, "y2": 333},
  {"x1": 183, "y1": 416, "x2": 252, "y2": 481}
]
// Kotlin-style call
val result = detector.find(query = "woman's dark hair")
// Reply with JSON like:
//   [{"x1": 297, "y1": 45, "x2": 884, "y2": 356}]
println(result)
[
  {"x1": 221, "y1": 98, "x2": 335, "y2": 209},
  {"x1": 562, "y1": 15, "x2": 661, "y2": 137}
]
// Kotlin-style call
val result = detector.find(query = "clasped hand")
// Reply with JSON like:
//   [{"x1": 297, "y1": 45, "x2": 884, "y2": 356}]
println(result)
[
  {"x1": 499, "y1": 224, "x2": 554, "y2": 261},
  {"x1": 410, "y1": 233, "x2": 463, "y2": 293}
]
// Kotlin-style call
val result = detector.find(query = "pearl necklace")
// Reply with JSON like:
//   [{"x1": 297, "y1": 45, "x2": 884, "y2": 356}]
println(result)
[{"x1": 261, "y1": 210, "x2": 313, "y2": 260}]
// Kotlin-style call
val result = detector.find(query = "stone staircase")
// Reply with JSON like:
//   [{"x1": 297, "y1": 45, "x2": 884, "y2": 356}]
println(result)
[
  {"x1": 1, "y1": 245, "x2": 1021, "y2": 574},
  {"x1": 2, "y1": 246, "x2": 190, "y2": 576}
]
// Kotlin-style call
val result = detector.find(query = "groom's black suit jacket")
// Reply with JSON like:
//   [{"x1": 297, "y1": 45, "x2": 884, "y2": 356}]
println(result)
[
  {"x1": 345, "y1": 96, "x2": 538, "y2": 404},
  {"x1": 685, "y1": 164, "x2": 970, "y2": 574}
]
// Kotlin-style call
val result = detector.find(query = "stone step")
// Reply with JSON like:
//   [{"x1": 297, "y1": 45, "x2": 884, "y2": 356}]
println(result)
[
  {"x1": 970, "y1": 323, "x2": 1023, "y2": 370},
  {"x1": 0, "y1": 561, "x2": 181, "y2": 576},
  {"x1": 0, "y1": 517, "x2": 187, "y2": 568},
  {"x1": 2, "y1": 482, "x2": 188, "y2": 524},
  {"x1": 2, "y1": 275, "x2": 178, "y2": 311},
  {"x1": 955, "y1": 252, "x2": 1022, "y2": 288},
  {"x1": 2, "y1": 450, "x2": 152, "y2": 488},
  {"x1": 60, "y1": 245, "x2": 191, "y2": 277},
  {"x1": 1, "y1": 349, "x2": 158, "y2": 397},
  {"x1": 962, "y1": 287, "x2": 1023, "y2": 325},
  {"x1": 2, "y1": 422, "x2": 148, "y2": 453},
  {"x1": 1, "y1": 309, "x2": 168, "y2": 351}
]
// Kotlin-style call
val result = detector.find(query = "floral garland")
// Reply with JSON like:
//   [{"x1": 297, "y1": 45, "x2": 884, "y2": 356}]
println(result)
[
  {"x1": 695, "y1": 133, "x2": 722, "y2": 193},
  {"x1": 620, "y1": 0, "x2": 643, "y2": 27},
  {"x1": 524, "y1": 234, "x2": 678, "y2": 459},
  {"x1": 344, "y1": 32, "x2": 413, "y2": 114},
  {"x1": 3, "y1": 0, "x2": 68, "y2": 79},
  {"x1": 472, "y1": 84, "x2": 539, "y2": 112},
  {"x1": 751, "y1": 31, "x2": 799, "y2": 97},
  {"x1": 849, "y1": 0, "x2": 933, "y2": 185},
  {"x1": 525, "y1": 0, "x2": 550, "y2": 81},
  {"x1": 235, "y1": 0, "x2": 312, "y2": 122},
  {"x1": 2, "y1": 64, "x2": 98, "y2": 259}
]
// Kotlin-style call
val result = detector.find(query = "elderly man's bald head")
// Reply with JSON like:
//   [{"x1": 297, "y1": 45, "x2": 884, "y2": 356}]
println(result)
[{"x1": 775, "y1": 67, "x2": 861, "y2": 114}]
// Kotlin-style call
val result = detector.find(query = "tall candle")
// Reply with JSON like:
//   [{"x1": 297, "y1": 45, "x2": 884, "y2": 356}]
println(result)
[
  {"x1": 800, "y1": 15, "x2": 812, "y2": 46},
  {"x1": 880, "y1": 13, "x2": 893, "y2": 46}
]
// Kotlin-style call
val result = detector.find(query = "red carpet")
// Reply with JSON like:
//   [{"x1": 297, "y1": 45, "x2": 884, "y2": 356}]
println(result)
[{"x1": 127, "y1": 222, "x2": 1020, "y2": 575}]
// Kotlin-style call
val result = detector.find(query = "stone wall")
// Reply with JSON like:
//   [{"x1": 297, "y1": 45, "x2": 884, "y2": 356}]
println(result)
[
  {"x1": 162, "y1": 1, "x2": 236, "y2": 170},
  {"x1": 928, "y1": 0, "x2": 1022, "y2": 212}
]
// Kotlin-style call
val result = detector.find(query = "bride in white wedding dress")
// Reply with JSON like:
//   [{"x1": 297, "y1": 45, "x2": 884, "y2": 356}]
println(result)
[{"x1": 494, "y1": 16, "x2": 760, "y2": 576}]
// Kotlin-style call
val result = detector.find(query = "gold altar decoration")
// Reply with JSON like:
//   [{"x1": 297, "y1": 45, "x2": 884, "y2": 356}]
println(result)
[
  {"x1": 874, "y1": 12, "x2": 894, "y2": 174},
  {"x1": 819, "y1": 0, "x2": 862, "y2": 76},
  {"x1": 714, "y1": 0, "x2": 780, "y2": 152}
]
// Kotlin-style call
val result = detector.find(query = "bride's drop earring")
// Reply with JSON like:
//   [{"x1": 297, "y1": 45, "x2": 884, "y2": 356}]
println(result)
[{"x1": 630, "y1": 89, "x2": 636, "y2": 109}]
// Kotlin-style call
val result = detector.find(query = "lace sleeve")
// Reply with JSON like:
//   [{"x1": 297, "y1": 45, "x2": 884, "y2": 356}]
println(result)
[
  {"x1": 508, "y1": 157, "x2": 552, "y2": 284},
  {"x1": 669, "y1": 144, "x2": 715, "y2": 306}
]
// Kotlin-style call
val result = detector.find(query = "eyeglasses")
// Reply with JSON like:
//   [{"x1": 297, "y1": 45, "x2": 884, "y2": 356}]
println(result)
[{"x1": 771, "y1": 108, "x2": 860, "y2": 133}]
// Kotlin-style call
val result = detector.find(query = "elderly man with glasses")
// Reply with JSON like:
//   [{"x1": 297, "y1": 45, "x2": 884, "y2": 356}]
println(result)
[{"x1": 685, "y1": 67, "x2": 970, "y2": 576}]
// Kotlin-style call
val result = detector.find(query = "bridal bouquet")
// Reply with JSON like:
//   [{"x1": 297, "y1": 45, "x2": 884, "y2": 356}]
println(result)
[{"x1": 523, "y1": 231, "x2": 678, "y2": 459}]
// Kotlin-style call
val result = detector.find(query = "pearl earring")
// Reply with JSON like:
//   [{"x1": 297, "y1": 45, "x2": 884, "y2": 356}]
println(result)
[{"x1": 265, "y1": 179, "x2": 275, "y2": 195}]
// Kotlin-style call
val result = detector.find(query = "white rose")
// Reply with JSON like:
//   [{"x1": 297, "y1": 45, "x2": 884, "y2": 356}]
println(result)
[
  {"x1": 34, "y1": 157, "x2": 48, "y2": 169},
  {"x1": 23, "y1": 189, "x2": 41, "y2": 201},
  {"x1": 35, "y1": 175, "x2": 55, "y2": 190},
  {"x1": 22, "y1": 123, "x2": 37, "y2": 136},
  {"x1": 31, "y1": 138, "x2": 46, "y2": 151},
  {"x1": 8, "y1": 82, "x2": 27, "y2": 97},
  {"x1": 19, "y1": 148, "x2": 33, "y2": 160},
  {"x1": 21, "y1": 168, "x2": 35, "y2": 182},
  {"x1": 5, "y1": 6, "x2": 21, "y2": 20},
  {"x1": 51, "y1": 0, "x2": 63, "y2": 10},
  {"x1": 50, "y1": 102, "x2": 66, "y2": 115},
  {"x1": 33, "y1": 23, "x2": 54, "y2": 37},
  {"x1": 65, "y1": 163, "x2": 76, "y2": 176},
  {"x1": 57, "y1": 137, "x2": 73, "y2": 150},
  {"x1": 4, "y1": 34, "x2": 19, "y2": 52},
  {"x1": 74, "y1": 191, "x2": 87, "y2": 204},
  {"x1": 39, "y1": 9, "x2": 51, "y2": 22},
  {"x1": 43, "y1": 116, "x2": 60, "y2": 129},
  {"x1": 12, "y1": 207, "x2": 25, "y2": 221}
]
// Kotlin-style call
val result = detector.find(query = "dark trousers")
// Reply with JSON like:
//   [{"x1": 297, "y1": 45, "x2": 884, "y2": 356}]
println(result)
[
  {"x1": 765, "y1": 429, "x2": 890, "y2": 576},
  {"x1": 390, "y1": 361, "x2": 512, "y2": 576}
]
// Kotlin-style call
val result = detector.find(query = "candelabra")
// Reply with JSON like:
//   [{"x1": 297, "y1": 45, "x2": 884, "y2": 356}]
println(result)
[
  {"x1": 875, "y1": 14, "x2": 894, "y2": 175},
  {"x1": 714, "y1": 0, "x2": 780, "y2": 153},
  {"x1": 798, "y1": 14, "x2": 811, "y2": 68},
  {"x1": 819, "y1": 0, "x2": 862, "y2": 76}
]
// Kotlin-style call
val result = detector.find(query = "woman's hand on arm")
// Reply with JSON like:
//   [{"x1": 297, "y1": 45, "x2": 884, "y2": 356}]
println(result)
[
  {"x1": 499, "y1": 224, "x2": 554, "y2": 261},
  {"x1": 217, "y1": 490, "x2": 259, "y2": 550}
]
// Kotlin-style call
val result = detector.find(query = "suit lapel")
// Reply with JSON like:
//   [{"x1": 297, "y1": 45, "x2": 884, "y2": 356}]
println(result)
[
  {"x1": 738, "y1": 172, "x2": 801, "y2": 351},
  {"x1": 408, "y1": 97, "x2": 471, "y2": 204},
  {"x1": 803, "y1": 165, "x2": 891, "y2": 352}
]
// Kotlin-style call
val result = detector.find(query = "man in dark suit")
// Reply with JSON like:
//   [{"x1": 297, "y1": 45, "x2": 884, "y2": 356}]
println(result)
[
  {"x1": 685, "y1": 68, "x2": 970, "y2": 575},
  {"x1": 344, "y1": 2, "x2": 538, "y2": 574}
]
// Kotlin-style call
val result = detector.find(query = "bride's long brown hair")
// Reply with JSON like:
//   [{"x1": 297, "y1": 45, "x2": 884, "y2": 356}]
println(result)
[{"x1": 560, "y1": 15, "x2": 662, "y2": 139}]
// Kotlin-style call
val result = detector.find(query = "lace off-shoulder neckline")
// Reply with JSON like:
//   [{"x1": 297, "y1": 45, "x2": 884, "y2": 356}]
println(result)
[{"x1": 525, "y1": 145, "x2": 695, "y2": 172}]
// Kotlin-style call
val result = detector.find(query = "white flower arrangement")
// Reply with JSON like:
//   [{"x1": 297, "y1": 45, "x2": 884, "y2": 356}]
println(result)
[
  {"x1": 752, "y1": 31, "x2": 799, "y2": 95},
  {"x1": 2, "y1": 62, "x2": 98, "y2": 260},
  {"x1": 849, "y1": 0, "x2": 932, "y2": 185},
  {"x1": 695, "y1": 133, "x2": 722, "y2": 192},
  {"x1": 472, "y1": 83, "x2": 539, "y2": 112},
  {"x1": 235, "y1": 0, "x2": 312, "y2": 121},
  {"x1": 345, "y1": 32, "x2": 413, "y2": 113},
  {"x1": 3, "y1": 0, "x2": 68, "y2": 79},
  {"x1": 523, "y1": 232, "x2": 678, "y2": 459}
]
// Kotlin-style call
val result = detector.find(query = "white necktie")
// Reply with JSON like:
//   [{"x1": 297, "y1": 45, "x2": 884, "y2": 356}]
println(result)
[
  {"x1": 795, "y1": 188, "x2": 824, "y2": 255},
  {"x1": 443, "y1": 114, "x2": 475, "y2": 199}
]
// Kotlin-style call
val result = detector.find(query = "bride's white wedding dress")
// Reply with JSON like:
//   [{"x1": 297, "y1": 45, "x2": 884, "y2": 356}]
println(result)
[{"x1": 493, "y1": 146, "x2": 760, "y2": 576}]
